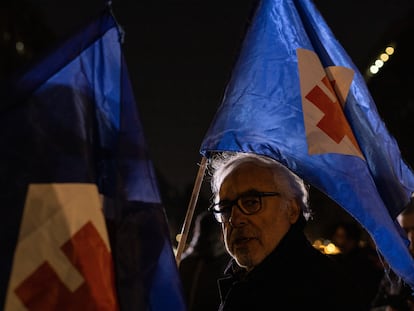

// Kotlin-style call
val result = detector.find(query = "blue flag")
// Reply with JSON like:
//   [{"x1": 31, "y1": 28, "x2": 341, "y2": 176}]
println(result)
[
  {"x1": 0, "y1": 9, "x2": 185, "y2": 310},
  {"x1": 200, "y1": 0, "x2": 414, "y2": 288}
]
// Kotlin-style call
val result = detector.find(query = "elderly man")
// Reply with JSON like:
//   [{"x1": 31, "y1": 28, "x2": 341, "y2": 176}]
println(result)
[{"x1": 208, "y1": 152, "x2": 365, "y2": 310}]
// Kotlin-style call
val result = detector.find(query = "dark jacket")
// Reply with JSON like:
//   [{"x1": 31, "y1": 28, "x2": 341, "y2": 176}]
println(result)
[{"x1": 217, "y1": 225, "x2": 366, "y2": 311}]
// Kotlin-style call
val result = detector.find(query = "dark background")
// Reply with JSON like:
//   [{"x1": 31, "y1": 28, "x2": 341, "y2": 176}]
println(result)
[{"x1": 1, "y1": 0, "x2": 414, "y2": 243}]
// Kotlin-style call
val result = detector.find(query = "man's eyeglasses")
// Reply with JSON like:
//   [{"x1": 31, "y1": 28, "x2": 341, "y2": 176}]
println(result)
[{"x1": 209, "y1": 191, "x2": 281, "y2": 223}]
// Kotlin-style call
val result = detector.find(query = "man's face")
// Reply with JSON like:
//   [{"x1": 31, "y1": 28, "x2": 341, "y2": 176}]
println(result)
[
  {"x1": 218, "y1": 162, "x2": 299, "y2": 271},
  {"x1": 398, "y1": 212, "x2": 414, "y2": 257}
]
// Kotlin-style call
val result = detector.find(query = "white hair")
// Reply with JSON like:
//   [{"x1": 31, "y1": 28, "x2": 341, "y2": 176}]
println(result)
[{"x1": 207, "y1": 152, "x2": 311, "y2": 221}]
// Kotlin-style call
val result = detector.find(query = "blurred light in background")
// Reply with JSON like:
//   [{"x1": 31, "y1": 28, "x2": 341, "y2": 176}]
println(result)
[
  {"x1": 312, "y1": 239, "x2": 341, "y2": 255},
  {"x1": 367, "y1": 44, "x2": 395, "y2": 77}
]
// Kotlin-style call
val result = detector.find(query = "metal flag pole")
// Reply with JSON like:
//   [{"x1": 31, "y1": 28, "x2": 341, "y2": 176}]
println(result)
[{"x1": 175, "y1": 156, "x2": 208, "y2": 266}]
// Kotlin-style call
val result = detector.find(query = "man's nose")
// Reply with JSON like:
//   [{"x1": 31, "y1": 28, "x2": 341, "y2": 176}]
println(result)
[{"x1": 229, "y1": 204, "x2": 246, "y2": 227}]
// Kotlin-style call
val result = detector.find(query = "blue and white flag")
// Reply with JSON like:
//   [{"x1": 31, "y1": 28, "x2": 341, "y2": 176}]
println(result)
[
  {"x1": 200, "y1": 0, "x2": 414, "y2": 288},
  {"x1": 0, "y1": 9, "x2": 185, "y2": 310}
]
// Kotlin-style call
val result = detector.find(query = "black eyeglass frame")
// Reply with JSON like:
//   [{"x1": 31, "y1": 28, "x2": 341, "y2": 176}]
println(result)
[{"x1": 208, "y1": 191, "x2": 281, "y2": 223}]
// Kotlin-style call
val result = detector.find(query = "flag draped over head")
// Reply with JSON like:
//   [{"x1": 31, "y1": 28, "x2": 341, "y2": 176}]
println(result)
[
  {"x1": 0, "y1": 8, "x2": 185, "y2": 311},
  {"x1": 200, "y1": 0, "x2": 414, "y2": 288}
]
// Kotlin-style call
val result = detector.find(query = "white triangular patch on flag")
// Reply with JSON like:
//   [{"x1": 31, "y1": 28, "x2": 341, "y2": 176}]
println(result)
[
  {"x1": 5, "y1": 183, "x2": 110, "y2": 311},
  {"x1": 297, "y1": 48, "x2": 363, "y2": 158},
  {"x1": 325, "y1": 65, "x2": 354, "y2": 108}
]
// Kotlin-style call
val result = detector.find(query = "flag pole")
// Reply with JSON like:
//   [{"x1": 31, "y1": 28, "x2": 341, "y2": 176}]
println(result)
[{"x1": 175, "y1": 156, "x2": 208, "y2": 266}]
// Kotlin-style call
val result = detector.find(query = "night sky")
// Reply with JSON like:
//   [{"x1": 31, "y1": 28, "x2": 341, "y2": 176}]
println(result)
[
  {"x1": 10, "y1": 0, "x2": 410, "y2": 188},
  {"x1": 3, "y1": 0, "x2": 414, "y2": 237}
]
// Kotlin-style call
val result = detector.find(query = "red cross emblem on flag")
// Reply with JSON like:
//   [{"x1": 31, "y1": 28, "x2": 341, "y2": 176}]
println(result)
[
  {"x1": 297, "y1": 48, "x2": 363, "y2": 159},
  {"x1": 4, "y1": 184, "x2": 119, "y2": 311}
]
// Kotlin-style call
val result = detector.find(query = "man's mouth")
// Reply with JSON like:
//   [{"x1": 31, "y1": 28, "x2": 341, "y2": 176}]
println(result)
[{"x1": 233, "y1": 237, "x2": 255, "y2": 245}]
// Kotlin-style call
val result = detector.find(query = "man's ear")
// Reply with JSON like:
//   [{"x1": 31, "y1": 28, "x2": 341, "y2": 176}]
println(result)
[{"x1": 288, "y1": 200, "x2": 300, "y2": 224}]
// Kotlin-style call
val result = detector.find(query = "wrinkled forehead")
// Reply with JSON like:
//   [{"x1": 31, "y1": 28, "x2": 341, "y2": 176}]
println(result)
[
  {"x1": 219, "y1": 162, "x2": 277, "y2": 195},
  {"x1": 221, "y1": 159, "x2": 273, "y2": 178}
]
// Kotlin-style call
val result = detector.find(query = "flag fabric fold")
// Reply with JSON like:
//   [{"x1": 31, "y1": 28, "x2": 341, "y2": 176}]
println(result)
[
  {"x1": 0, "y1": 8, "x2": 185, "y2": 310},
  {"x1": 200, "y1": 0, "x2": 414, "y2": 288}
]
